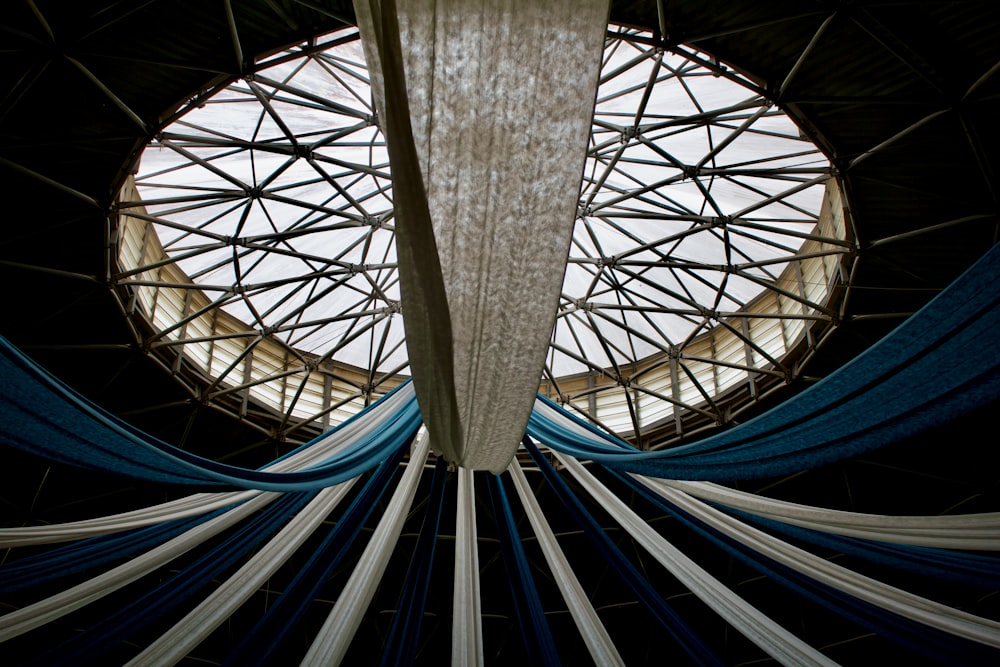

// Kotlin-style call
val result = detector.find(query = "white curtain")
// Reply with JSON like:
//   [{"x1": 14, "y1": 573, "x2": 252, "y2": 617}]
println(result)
[
  {"x1": 452, "y1": 465, "x2": 484, "y2": 666},
  {"x1": 655, "y1": 478, "x2": 1000, "y2": 550},
  {"x1": 302, "y1": 429, "x2": 431, "y2": 664},
  {"x1": 508, "y1": 460, "x2": 623, "y2": 665},
  {"x1": 553, "y1": 452, "x2": 840, "y2": 667},
  {"x1": 635, "y1": 474, "x2": 1000, "y2": 649},
  {"x1": 124, "y1": 481, "x2": 357, "y2": 666},
  {"x1": 0, "y1": 491, "x2": 284, "y2": 643},
  {"x1": 354, "y1": 0, "x2": 610, "y2": 472},
  {"x1": 0, "y1": 384, "x2": 414, "y2": 548}
]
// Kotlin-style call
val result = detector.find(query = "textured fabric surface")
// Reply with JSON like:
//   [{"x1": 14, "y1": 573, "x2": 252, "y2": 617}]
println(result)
[
  {"x1": 379, "y1": 457, "x2": 449, "y2": 667},
  {"x1": 451, "y1": 466, "x2": 484, "y2": 666},
  {"x1": 0, "y1": 337, "x2": 421, "y2": 490},
  {"x1": 123, "y1": 482, "x2": 357, "y2": 666},
  {"x1": 629, "y1": 473, "x2": 1000, "y2": 650},
  {"x1": 485, "y1": 473, "x2": 560, "y2": 665},
  {"x1": 27, "y1": 492, "x2": 315, "y2": 667},
  {"x1": 527, "y1": 241, "x2": 1000, "y2": 481},
  {"x1": 221, "y1": 447, "x2": 411, "y2": 666},
  {"x1": 523, "y1": 438, "x2": 724, "y2": 666},
  {"x1": 508, "y1": 460, "x2": 624, "y2": 666},
  {"x1": 657, "y1": 479, "x2": 1000, "y2": 550},
  {"x1": 554, "y1": 452, "x2": 839, "y2": 667},
  {"x1": 354, "y1": 0, "x2": 609, "y2": 471},
  {"x1": 0, "y1": 491, "x2": 280, "y2": 642},
  {"x1": 302, "y1": 430, "x2": 431, "y2": 664}
]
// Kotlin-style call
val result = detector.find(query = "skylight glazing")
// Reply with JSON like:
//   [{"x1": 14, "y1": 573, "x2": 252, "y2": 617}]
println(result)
[{"x1": 116, "y1": 24, "x2": 849, "y2": 442}]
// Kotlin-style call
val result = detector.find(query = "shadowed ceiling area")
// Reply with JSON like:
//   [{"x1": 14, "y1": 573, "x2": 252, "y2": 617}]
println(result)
[{"x1": 1, "y1": 1, "x2": 998, "y2": 664}]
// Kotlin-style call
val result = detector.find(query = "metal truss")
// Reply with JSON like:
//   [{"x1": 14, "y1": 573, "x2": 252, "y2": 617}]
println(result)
[{"x1": 115, "y1": 24, "x2": 850, "y2": 446}]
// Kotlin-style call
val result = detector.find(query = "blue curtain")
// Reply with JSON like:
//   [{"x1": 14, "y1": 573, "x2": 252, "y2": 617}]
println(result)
[
  {"x1": 725, "y1": 508, "x2": 1000, "y2": 589},
  {"x1": 19, "y1": 491, "x2": 316, "y2": 667},
  {"x1": 0, "y1": 510, "x2": 225, "y2": 593},
  {"x1": 222, "y1": 440, "x2": 410, "y2": 666},
  {"x1": 0, "y1": 336, "x2": 421, "y2": 491},
  {"x1": 524, "y1": 437, "x2": 724, "y2": 666},
  {"x1": 530, "y1": 242, "x2": 1000, "y2": 481},
  {"x1": 485, "y1": 472, "x2": 561, "y2": 666},
  {"x1": 610, "y1": 467, "x2": 1000, "y2": 666},
  {"x1": 378, "y1": 457, "x2": 449, "y2": 667}
]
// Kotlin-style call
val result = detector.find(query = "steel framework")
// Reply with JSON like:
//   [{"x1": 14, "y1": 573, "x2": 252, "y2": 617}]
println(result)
[{"x1": 114, "y1": 24, "x2": 851, "y2": 448}]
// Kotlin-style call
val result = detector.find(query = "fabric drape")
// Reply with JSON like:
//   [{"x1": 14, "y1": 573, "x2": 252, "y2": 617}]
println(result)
[
  {"x1": 0, "y1": 491, "x2": 280, "y2": 642},
  {"x1": 614, "y1": 468, "x2": 1000, "y2": 664},
  {"x1": 0, "y1": 512, "x2": 219, "y2": 593},
  {"x1": 302, "y1": 430, "x2": 431, "y2": 664},
  {"x1": 0, "y1": 490, "x2": 260, "y2": 548},
  {"x1": 379, "y1": 456, "x2": 449, "y2": 667},
  {"x1": 508, "y1": 459, "x2": 624, "y2": 666},
  {"x1": 528, "y1": 241, "x2": 1000, "y2": 481},
  {"x1": 552, "y1": 451, "x2": 839, "y2": 667},
  {"x1": 221, "y1": 443, "x2": 411, "y2": 666},
  {"x1": 485, "y1": 473, "x2": 560, "y2": 665},
  {"x1": 523, "y1": 438, "x2": 724, "y2": 666},
  {"x1": 0, "y1": 336, "x2": 421, "y2": 491},
  {"x1": 122, "y1": 481, "x2": 357, "y2": 666},
  {"x1": 353, "y1": 0, "x2": 610, "y2": 472},
  {"x1": 657, "y1": 479, "x2": 1000, "y2": 551},
  {"x1": 24, "y1": 491, "x2": 315, "y2": 667},
  {"x1": 628, "y1": 472, "x2": 1000, "y2": 650},
  {"x1": 452, "y1": 466, "x2": 484, "y2": 666}
]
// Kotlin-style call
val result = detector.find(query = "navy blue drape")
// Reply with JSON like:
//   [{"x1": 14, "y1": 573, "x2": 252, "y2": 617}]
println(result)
[
  {"x1": 0, "y1": 336, "x2": 421, "y2": 491},
  {"x1": 530, "y1": 242, "x2": 1000, "y2": 481}
]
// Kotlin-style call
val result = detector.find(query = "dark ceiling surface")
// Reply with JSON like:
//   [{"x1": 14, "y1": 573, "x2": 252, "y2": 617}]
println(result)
[{"x1": 1, "y1": 1, "x2": 998, "y2": 664}]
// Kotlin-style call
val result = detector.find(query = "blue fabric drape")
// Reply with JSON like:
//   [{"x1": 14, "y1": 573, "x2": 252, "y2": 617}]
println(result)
[
  {"x1": 20, "y1": 490, "x2": 315, "y2": 667},
  {"x1": 0, "y1": 336, "x2": 421, "y2": 491},
  {"x1": 0, "y1": 510, "x2": 225, "y2": 593},
  {"x1": 486, "y1": 472, "x2": 561, "y2": 666},
  {"x1": 524, "y1": 437, "x2": 724, "y2": 666},
  {"x1": 222, "y1": 440, "x2": 410, "y2": 666},
  {"x1": 610, "y1": 467, "x2": 1000, "y2": 666},
  {"x1": 378, "y1": 456, "x2": 449, "y2": 667},
  {"x1": 529, "y1": 242, "x2": 1000, "y2": 481},
  {"x1": 724, "y1": 507, "x2": 1000, "y2": 589}
]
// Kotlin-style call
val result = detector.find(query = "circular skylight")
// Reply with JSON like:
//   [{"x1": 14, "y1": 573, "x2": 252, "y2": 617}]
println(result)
[{"x1": 117, "y1": 24, "x2": 848, "y2": 441}]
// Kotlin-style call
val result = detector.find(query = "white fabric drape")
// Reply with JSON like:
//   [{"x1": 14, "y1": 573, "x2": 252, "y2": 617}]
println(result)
[
  {"x1": 635, "y1": 475, "x2": 1000, "y2": 649},
  {"x1": 0, "y1": 490, "x2": 260, "y2": 548},
  {"x1": 508, "y1": 460, "x2": 624, "y2": 666},
  {"x1": 301, "y1": 429, "x2": 431, "y2": 665},
  {"x1": 553, "y1": 452, "x2": 839, "y2": 667},
  {"x1": 0, "y1": 385, "x2": 415, "y2": 548},
  {"x1": 125, "y1": 481, "x2": 357, "y2": 666},
  {"x1": 656, "y1": 479, "x2": 1000, "y2": 550},
  {"x1": 452, "y1": 466, "x2": 484, "y2": 666},
  {"x1": 354, "y1": 0, "x2": 610, "y2": 472},
  {"x1": 0, "y1": 491, "x2": 283, "y2": 642}
]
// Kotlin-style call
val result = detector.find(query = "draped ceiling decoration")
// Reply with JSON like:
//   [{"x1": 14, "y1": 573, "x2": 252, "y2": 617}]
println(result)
[
  {"x1": 354, "y1": 0, "x2": 610, "y2": 471},
  {"x1": 2, "y1": 240, "x2": 1000, "y2": 663},
  {"x1": 2, "y1": 0, "x2": 1000, "y2": 665}
]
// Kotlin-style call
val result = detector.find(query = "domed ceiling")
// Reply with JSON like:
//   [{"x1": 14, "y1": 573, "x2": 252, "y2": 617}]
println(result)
[{"x1": 1, "y1": 2, "x2": 998, "y2": 664}]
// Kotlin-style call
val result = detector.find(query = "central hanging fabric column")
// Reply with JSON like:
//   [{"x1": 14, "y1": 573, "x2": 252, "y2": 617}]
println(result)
[{"x1": 355, "y1": 0, "x2": 609, "y2": 472}]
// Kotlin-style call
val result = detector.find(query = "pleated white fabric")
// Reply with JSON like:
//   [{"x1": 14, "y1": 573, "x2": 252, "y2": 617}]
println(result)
[
  {"x1": 0, "y1": 385, "x2": 415, "y2": 548},
  {"x1": 0, "y1": 491, "x2": 282, "y2": 642},
  {"x1": 553, "y1": 453, "x2": 840, "y2": 667},
  {"x1": 635, "y1": 475, "x2": 1000, "y2": 649},
  {"x1": 354, "y1": 0, "x2": 610, "y2": 472},
  {"x1": 0, "y1": 490, "x2": 260, "y2": 548},
  {"x1": 452, "y1": 466, "x2": 484, "y2": 666},
  {"x1": 125, "y1": 481, "x2": 357, "y2": 666},
  {"x1": 657, "y1": 479, "x2": 1000, "y2": 550},
  {"x1": 301, "y1": 429, "x2": 431, "y2": 665},
  {"x1": 508, "y1": 460, "x2": 624, "y2": 666}
]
